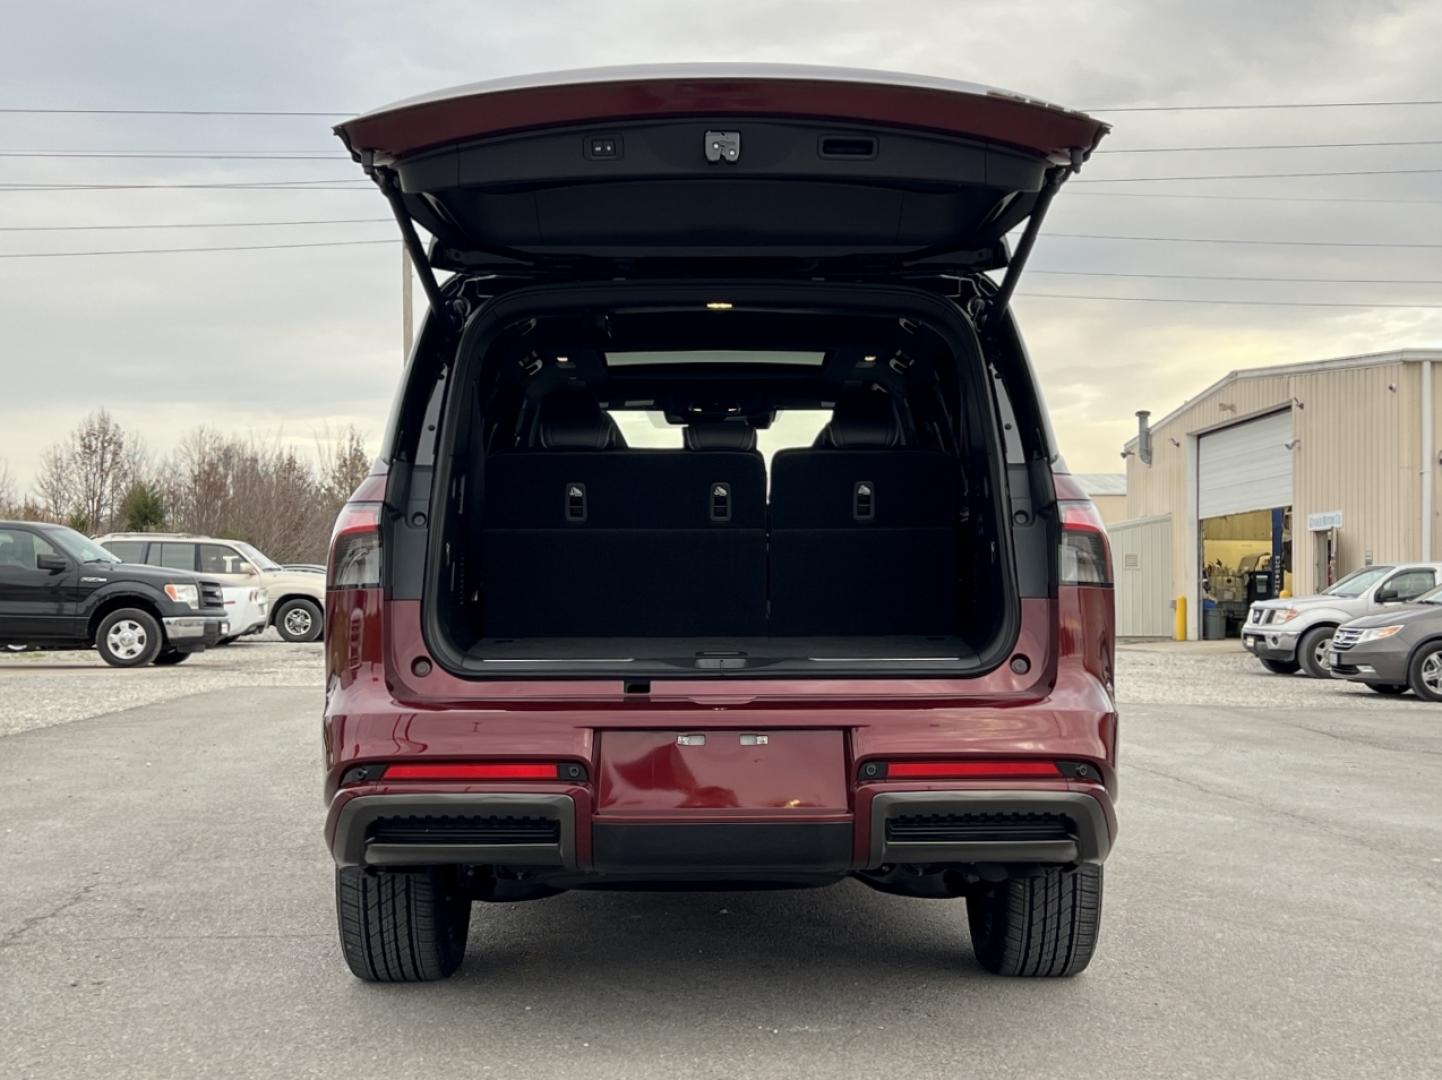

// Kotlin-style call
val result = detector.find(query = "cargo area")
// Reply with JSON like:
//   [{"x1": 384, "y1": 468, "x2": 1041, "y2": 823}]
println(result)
[{"x1": 411, "y1": 291, "x2": 1036, "y2": 678}]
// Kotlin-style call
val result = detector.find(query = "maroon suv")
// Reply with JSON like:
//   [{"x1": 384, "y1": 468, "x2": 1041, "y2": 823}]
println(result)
[{"x1": 324, "y1": 65, "x2": 1117, "y2": 982}]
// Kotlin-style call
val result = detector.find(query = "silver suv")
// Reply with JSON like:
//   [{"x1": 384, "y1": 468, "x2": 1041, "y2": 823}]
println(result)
[
  {"x1": 96, "y1": 533, "x2": 327, "y2": 642},
  {"x1": 1243, "y1": 562, "x2": 1442, "y2": 677}
]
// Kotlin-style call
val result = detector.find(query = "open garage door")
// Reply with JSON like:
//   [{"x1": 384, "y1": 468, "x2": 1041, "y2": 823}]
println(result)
[{"x1": 1198, "y1": 409, "x2": 1293, "y2": 518}]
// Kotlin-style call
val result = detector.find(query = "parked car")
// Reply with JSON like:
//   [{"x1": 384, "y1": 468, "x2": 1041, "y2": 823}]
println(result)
[
  {"x1": 0, "y1": 521, "x2": 228, "y2": 666},
  {"x1": 1329, "y1": 586, "x2": 1442, "y2": 699},
  {"x1": 1243, "y1": 562, "x2": 1442, "y2": 677},
  {"x1": 219, "y1": 585, "x2": 269, "y2": 642},
  {"x1": 321, "y1": 65, "x2": 1118, "y2": 983},
  {"x1": 96, "y1": 533, "x2": 326, "y2": 642}
]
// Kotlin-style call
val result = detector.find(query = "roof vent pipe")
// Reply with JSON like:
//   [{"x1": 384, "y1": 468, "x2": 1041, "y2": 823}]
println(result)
[{"x1": 1136, "y1": 410, "x2": 1153, "y2": 465}]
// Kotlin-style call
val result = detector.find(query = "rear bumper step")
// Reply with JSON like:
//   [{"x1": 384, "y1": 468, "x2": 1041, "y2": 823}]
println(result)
[
  {"x1": 593, "y1": 822, "x2": 852, "y2": 874},
  {"x1": 331, "y1": 793, "x2": 576, "y2": 869},
  {"x1": 869, "y1": 791, "x2": 1110, "y2": 867}
]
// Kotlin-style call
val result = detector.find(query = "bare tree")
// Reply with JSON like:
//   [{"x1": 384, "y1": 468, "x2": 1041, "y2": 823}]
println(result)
[
  {"x1": 318, "y1": 426, "x2": 373, "y2": 504},
  {"x1": 0, "y1": 459, "x2": 15, "y2": 516},
  {"x1": 33, "y1": 410, "x2": 144, "y2": 534}
]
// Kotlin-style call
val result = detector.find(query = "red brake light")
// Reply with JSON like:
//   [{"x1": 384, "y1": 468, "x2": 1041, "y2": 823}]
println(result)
[
  {"x1": 382, "y1": 762, "x2": 560, "y2": 781},
  {"x1": 329, "y1": 501, "x2": 381, "y2": 589},
  {"x1": 883, "y1": 760, "x2": 1064, "y2": 780}
]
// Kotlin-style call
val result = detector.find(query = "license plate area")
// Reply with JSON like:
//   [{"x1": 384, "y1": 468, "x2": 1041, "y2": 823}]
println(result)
[{"x1": 595, "y1": 730, "x2": 848, "y2": 817}]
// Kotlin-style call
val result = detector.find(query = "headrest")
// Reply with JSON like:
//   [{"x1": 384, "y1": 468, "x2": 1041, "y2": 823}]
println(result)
[
  {"x1": 684, "y1": 421, "x2": 757, "y2": 451},
  {"x1": 536, "y1": 389, "x2": 626, "y2": 450},
  {"x1": 814, "y1": 389, "x2": 901, "y2": 449}
]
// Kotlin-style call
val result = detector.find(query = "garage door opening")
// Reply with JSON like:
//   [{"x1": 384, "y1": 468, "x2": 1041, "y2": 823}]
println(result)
[
  {"x1": 1197, "y1": 409, "x2": 1295, "y2": 638},
  {"x1": 1201, "y1": 508, "x2": 1290, "y2": 637}
]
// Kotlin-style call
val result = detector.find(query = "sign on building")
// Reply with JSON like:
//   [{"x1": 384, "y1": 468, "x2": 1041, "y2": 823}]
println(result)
[{"x1": 1307, "y1": 510, "x2": 1343, "y2": 532}]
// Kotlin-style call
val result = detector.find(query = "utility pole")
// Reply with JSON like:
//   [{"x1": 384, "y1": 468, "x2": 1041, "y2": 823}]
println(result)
[{"x1": 401, "y1": 244, "x2": 414, "y2": 364}]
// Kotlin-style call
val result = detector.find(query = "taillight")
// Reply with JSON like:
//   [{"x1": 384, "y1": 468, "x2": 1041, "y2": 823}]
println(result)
[
  {"x1": 1059, "y1": 499, "x2": 1112, "y2": 586},
  {"x1": 859, "y1": 759, "x2": 1100, "y2": 782},
  {"x1": 329, "y1": 502, "x2": 381, "y2": 589},
  {"x1": 385, "y1": 762, "x2": 560, "y2": 780}
]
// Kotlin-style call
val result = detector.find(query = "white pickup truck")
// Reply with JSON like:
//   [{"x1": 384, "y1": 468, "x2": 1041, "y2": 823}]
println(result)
[{"x1": 1242, "y1": 562, "x2": 1442, "y2": 677}]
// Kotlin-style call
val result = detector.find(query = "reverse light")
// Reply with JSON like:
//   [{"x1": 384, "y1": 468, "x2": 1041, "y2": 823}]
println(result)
[
  {"x1": 1357, "y1": 624, "x2": 1405, "y2": 642},
  {"x1": 329, "y1": 501, "x2": 381, "y2": 589},
  {"x1": 163, "y1": 583, "x2": 200, "y2": 609},
  {"x1": 1058, "y1": 498, "x2": 1113, "y2": 586}
]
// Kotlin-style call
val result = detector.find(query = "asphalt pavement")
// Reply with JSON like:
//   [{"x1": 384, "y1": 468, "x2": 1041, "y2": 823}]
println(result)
[{"x1": 2, "y1": 646, "x2": 1440, "y2": 1079}]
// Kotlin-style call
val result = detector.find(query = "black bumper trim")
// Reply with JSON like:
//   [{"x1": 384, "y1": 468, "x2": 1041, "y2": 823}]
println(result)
[
  {"x1": 869, "y1": 791, "x2": 1111, "y2": 867},
  {"x1": 592, "y1": 822, "x2": 853, "y2": 874},
  {"x1": 331, "y1": 793, "x2": 576, "y2": 869}
]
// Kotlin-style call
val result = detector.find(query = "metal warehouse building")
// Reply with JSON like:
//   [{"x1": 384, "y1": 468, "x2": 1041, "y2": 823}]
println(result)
[{"x1": 1114, "y1": 348, "x2": 1442, "y2": 639}]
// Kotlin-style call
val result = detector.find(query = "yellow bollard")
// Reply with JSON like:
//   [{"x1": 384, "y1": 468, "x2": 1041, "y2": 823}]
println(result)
[{"x1": 1174, "y1": 596, "x2": 1187, "y2": 641}]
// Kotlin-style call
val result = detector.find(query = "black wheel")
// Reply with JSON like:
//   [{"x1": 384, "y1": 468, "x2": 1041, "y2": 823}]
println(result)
[
  {"x1": 336, "y1": 867, "x2": 470, "y2": 982},
  {"x1": 1368, "y1": 683, "x2": 1407, "y2": 696},
  {"x1": 152, "y1": 649, "x2": 191, "y2": 666},
  {"x1": 95, "y1": 608, "x2": 163, "y2": 668},
  {"x1": 1260, "y1": 658, "x2": 1301, "y2": 675},
  {"x1": 275, "y1": 598, "x2": 323, "y2": 643},
  {"x1": 966, "y1": 865, "x2": 1102, "y2": 977},
  {"x1": 1407, "y1": 642, "x2": 1442, "y2": 702},
  {"x1": 1297, "y1": 626, "x2": 1337, "y2": 679}
]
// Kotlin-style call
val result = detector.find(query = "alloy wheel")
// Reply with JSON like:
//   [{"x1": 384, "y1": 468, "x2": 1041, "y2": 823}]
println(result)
[
  {"x1": 284, "y1": 607, "x2": 314, "y2": 638},
  {"x1": 106, "y1": 619, "x2": 148, "y2": 661},
  {"x1": 1421, "y1": 651, "x2": 1442, "y2": 694}
]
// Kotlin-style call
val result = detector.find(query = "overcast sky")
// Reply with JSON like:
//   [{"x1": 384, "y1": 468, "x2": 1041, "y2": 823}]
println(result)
[{"x1": 3, "y1": 0, "x2": 1440, "y2": 490}]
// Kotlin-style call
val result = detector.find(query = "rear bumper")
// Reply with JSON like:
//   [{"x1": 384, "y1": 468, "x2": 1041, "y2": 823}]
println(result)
[{"x1": 326, "y1": 785, "x2": 1114, "y2": 873}]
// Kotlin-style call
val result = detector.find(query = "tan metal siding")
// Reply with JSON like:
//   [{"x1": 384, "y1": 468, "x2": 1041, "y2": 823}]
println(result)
[
  {"x1": 1123, "y1": 359, "x2": 1420, "y2": 630},
  {"x1": 1110, "y1": 515, "x2": 1173, "y2": 637}
]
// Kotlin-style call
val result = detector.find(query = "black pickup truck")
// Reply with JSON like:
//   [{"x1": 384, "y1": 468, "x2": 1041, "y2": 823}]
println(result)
[{"x1": 0, "y1": 521, "x2": 229, "y2": 666}]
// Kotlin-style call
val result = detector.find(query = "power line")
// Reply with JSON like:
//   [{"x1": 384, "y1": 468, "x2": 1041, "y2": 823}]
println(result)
[
  {"x1": 1046, "y1": 232, "x2": 1442, "y2": 249},
  {"x1": 1094, "y1": 139, "x2": 1442, "y2": 154},
  {"x1": 0, "y1": 239, "x2": 396, "y2": 259},
  {"x1": 1067, "y1": 191, "x2": 1442, "y2": 205},
  {"x1": 0, "y1": 151, "x2": 344, "y2": 160},
  {"x1": 1030, "y1": 269, "x2": 1442, "y2": 285},
  {"x1": 0, "y1": 179, "x2": 368, "y2": 192},
  {"x1": 0, "y1": 106, "x2": 350, "y2": 117},
  {"x1": 1016, "y1": 292, "x2": 1442, "y2": 309},
  {"x1": 0, "y1": 217, "x2": 391, "y2": 232},
  {"x1": 1073, "y1": 167, "x2": 1442, "y2": 184},
  {"x1": 6, "y1": 98, "x2": 1442, "y2": 117},
  {"x1": 1084, "y1": 99, "x2": 1442, "y2": 113}
]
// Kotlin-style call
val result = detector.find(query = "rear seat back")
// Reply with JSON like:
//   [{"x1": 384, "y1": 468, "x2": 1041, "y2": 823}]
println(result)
[
  {"x1": 769, "y1": 391, "x2": 959, "y2": 636},
  {"x1": 482, "y1": 394, "x2": 767, "y2": 637}
]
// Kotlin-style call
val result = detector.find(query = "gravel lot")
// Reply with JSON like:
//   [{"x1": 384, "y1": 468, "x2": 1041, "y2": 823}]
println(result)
[
  {"x1": 0, "y1": 632, "x2": 320, "y2": 737},
  {"x1": 2, "y1": 638, "x2": 1439, "y2": 1079}
]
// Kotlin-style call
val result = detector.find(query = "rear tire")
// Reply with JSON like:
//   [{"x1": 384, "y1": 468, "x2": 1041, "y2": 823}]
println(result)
[
  {"x1": 1297, "y1": 626, "x2": 1336, "y2": 679},
  {"x1": 1407, "y1": 643, "x2": 1442, "y2": 702},
  {"x1": 152, "y1": 649, "x2": 191, "y2": 666},
  {"x1": 966, "y1": 865, "x2": 1102, "y2": 977},
  {"x1": 95, "y1": 608, "x2": 163, "y2": 668},
  {"x1": 275, "y1": 598, "x2": 323, "y2": 643},
  {"x1": 1368, "y1": 683, "x2": 1407, "y2": 696},
  {"x1": 1260, "y1": 658, "x2": 1301, "y2": 675},
  {"x1": 336, "y1": 867, "x2": 471, "y2": 982}
]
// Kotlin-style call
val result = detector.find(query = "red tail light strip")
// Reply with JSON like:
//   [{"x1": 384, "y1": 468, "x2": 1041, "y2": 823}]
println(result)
[
  {"x1": 884, "y1": 760, "x2": 1064, "y2": 780},
  {"x1": 383, "y1": 762, "x2": 560, "y2": 780}
]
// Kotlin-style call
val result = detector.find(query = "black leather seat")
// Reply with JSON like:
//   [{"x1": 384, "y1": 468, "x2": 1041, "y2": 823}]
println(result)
[
  {"x1": 482, "y1": 391, "x2": 767, "y2": 638},
  {"x1": 768, "y1": 390, "x2": 959, "y2": 636}
]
